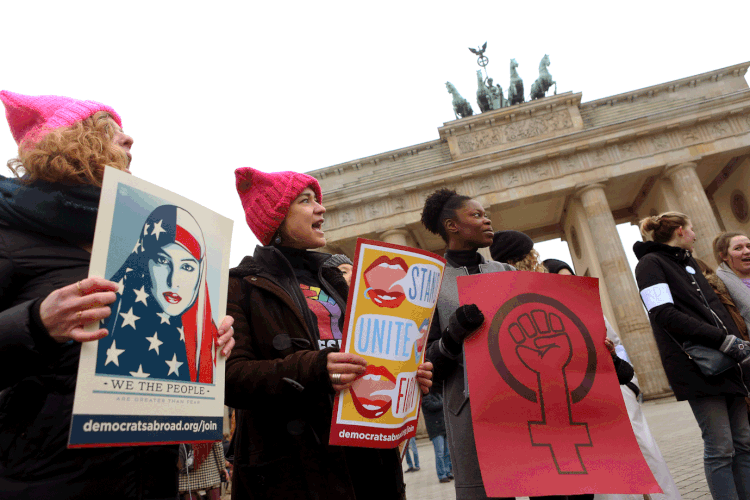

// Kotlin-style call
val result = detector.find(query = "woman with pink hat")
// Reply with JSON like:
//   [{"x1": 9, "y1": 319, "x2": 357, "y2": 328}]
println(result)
[
  {"x1": 226, "y1": 167, "x2": 434, "y2": 499},
  {"x1": 0, "y1": 91, "x2": 235, "y2": 499}
]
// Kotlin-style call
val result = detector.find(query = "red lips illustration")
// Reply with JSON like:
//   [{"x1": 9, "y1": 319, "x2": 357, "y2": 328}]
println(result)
[
  {"x1": 163, "y1": 292, "x2": 182, "y2": 304},
  {"x1": 350, "y1": 365, "x2": 397, "y2": 419},
  {"x1": 363, "y1": 256, "x2": 408, "y2": 309}
]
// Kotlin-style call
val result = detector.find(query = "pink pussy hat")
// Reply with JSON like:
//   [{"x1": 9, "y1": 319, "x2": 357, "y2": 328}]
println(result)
[
  {"x1": 0, "y1": 90, "x2": 122, "y2": 147},
  {"x1": 235, "y1": 167, "x2": 323, "y2": 246}
]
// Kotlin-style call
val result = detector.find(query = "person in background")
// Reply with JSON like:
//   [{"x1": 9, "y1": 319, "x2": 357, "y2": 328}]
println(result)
[
  {"x1": 714, "y1": 232, "x2": 750, "y2": 334},
  {"x1": 0, "y1": 91, "x2": 234, "y2": 500},
  {"x1": 490, "y1": 230, "x2": 546, "y2": 272},
  {"x1": 403, "y1": 437, "x2": 421, "y2": 473},
  {"x1": 696, "y1": 258, "x2": 749, "y2": 342},
  {"x1": 225, "y1": 167, "x2": 433, "y2": 500},
  {"x1": 542, "y1": 258, "x2": 575, "y2": 276},
  {"x1": 635, "y1": 212, "x2": 750, "y2": 500},
  {"x1": 421, "y1": 385, "x2": 453, "y2": 483},
  {"x1": 323, "y1": 253, "x2": 353, "y2": 286},
  {"x1": 545, "y1": 259, "x2": 683, "y2": 500},
  {"x1": 179, "y1": 441, "x2": 226, "y2": 500}
]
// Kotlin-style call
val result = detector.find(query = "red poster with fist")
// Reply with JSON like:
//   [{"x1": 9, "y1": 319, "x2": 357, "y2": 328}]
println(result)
[{"x1": 458, "y1": 272, "x2": 661, "y2": 497}]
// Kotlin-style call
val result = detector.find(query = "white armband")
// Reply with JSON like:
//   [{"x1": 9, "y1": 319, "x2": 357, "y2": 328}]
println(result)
[{"x1": 640, "y1": 283, "x2": 674, "y2": 312}]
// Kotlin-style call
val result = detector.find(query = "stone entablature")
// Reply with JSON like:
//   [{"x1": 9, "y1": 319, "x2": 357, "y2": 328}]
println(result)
[
  {"x1": 437, "y1": 92, "x2": 584, "y2": 159},
  {"x1": 581, "y1": 63, "x2": 749, "y2": 112},
  {"x1": 320, "y1": 88, "x2": 750, "y2": 243}
]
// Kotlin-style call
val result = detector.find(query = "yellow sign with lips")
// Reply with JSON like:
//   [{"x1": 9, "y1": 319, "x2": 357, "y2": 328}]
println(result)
[{"x1": 330, "y1": 238, "x2": 446, "y2": 448}]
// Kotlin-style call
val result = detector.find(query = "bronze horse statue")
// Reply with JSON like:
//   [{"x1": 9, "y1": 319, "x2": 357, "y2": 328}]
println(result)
[
  {"x1": 446, "y1": 82, "x2": 473, "y2": 119},
  {"x1": 508, "y1": 58, "x2": 524, "y2": 106},
  {"x1": 530, "y1": 54, "x2": 557, "y2": 100}
]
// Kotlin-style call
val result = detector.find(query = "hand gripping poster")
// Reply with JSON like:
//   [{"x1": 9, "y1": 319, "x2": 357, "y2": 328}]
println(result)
[
  {"x1": 458, "y1": 272, "x2": 661, "y2": 497},
  {"x1": 69, "y1": 167, "x2": 233, "y2": 447},
  {"x1": 330, "y1": 238, "x2": 446, "y2": 448}
]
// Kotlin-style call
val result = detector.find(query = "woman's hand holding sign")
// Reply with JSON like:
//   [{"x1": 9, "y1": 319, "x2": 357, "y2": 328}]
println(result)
[
  {"x1": 216, "y1": 315, "x2": 235, "y2": 357},
  {"x1": 40, "y1": 277, "x2": 119, "y2": 343},
  {"x1": 328, "y1": 352, "x2": 368, "y2": 391},
  {"x1": 441, "y1": 304, "x2": 485, "y2": 355},
  {"x1": 416, "y1": 361, "x2": 433, "y2": 394}
]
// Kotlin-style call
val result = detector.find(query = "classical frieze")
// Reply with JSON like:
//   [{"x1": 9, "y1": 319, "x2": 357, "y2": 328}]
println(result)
[
  {"x1": 324, "y1": 116, "x2": 750, "y2": 231},
  {"x1": 455, "y1": 109, "x2": 576, "y2": 155}
]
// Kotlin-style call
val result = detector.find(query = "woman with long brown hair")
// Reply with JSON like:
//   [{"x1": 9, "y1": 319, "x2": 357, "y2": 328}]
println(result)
[{"x1": 714, "y1": 231, "x2": 750, "y2": 336}]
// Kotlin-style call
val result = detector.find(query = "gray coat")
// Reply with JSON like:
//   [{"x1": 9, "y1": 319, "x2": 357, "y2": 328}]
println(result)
[
  {"x1": 425, "y1": 256, "x2": 515, "y2": 500},
  {"x1": 716, "y1": 262, "x2": 750, "y2": 333}
]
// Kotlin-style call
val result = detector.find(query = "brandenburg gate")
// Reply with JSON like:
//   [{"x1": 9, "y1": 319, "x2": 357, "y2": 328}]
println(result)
[{"x1": 312, "y1": 62, "x2": 750, "y2": 398}]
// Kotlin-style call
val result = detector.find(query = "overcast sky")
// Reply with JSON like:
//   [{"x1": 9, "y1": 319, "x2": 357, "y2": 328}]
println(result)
[{"x1": 2, "y1": 1, "x2": 748, "y2": 270}]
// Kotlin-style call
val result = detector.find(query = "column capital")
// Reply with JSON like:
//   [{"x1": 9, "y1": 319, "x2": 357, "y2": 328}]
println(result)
[
  {"x1": 380, "y1": 228, "x2": 412, "y2": 247},
  {"x1": 574, "y1": 182, "x2": 607, "y2": 199},
  {"x1": 380, "y1": 228, "x2": 411, "y2": 239},
  {"x1": 664, "y1": 162, "x2": 698, "y2": 178}
]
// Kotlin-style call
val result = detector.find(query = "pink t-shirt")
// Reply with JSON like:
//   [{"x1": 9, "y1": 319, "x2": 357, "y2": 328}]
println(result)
[{"x1": 742, "y1": 278, "x2": 750, "y2": 291}]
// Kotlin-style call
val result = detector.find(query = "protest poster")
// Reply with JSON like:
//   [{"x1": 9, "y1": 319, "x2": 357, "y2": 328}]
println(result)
[
  {"x1": 330, "y1": 238, "x2": 445, "y2": 448},
  {"x1": 69, "y1": 167, "x2": 233, "y2": 448},
  {"x1": 459, "y1": 271, "x2": 661, "y2": 497}
]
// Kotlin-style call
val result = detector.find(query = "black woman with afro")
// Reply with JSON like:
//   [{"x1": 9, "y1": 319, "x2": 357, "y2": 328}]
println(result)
[
  {"x1": 421, "y1": 189, "x2": 597, "y2": 500},
  {"x1": 421, "y1": 188, "x2": 516, "y2": 500}
]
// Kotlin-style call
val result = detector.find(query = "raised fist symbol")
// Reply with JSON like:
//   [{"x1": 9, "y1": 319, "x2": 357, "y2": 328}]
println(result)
[
  {"x1": 511, "y1": 310, "x2": 572, "y2": 375},
  {"x1": 507, "y1": 308, "x2": 590, "y2": 474}
]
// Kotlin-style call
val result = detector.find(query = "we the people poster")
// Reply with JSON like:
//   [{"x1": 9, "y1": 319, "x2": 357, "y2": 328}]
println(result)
[
  {"x1": 69, "y1": 167, "x2": 233, "y2": 447},
  {"x1": 459, "y1": 272, "x2": 661, "y2": 497},
  {"x1": 330, "y1": 238, "x2": 445, "y2": 448}
]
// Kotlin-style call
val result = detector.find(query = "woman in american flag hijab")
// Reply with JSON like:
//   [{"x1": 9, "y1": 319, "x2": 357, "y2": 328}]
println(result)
[{"x1": 96, "y1": 204, "x2": 218, "y2": 383}]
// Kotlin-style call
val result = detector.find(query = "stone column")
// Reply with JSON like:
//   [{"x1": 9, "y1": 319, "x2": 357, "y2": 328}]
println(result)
[
  {"x1": 380, "y1": 229, "x2": 411, "y2": 247},
  {"x1": 658, "y1": 180, "x2": 682, "y2": 213},
  {"x1": 665, "y1": 163, "x2": 722, "y2": 264},
  {"x1": 576, "y1": 183, "x2": 671, "y2": 398}
]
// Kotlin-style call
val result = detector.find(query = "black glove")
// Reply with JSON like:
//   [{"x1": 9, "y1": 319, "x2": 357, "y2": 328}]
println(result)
[
  {"x1": 440, "y1": 304, "x2": 485, "y2": 357},
  {"x1": 720, "y1": 335, "x2": 750, "y2": 363}
]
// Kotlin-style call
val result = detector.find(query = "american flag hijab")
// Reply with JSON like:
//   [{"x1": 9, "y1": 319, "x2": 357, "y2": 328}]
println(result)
[{"x1": 95, "y1": 205, "x2": 217, "y2": 383}]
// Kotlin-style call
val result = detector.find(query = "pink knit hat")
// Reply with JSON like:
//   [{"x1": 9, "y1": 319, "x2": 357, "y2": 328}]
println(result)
[
  {"x1": 235, "y1": 167, "x2": 323, "y2": 246},
  {"x1": 0, "y1": 90, "x2": 122, "y2": 147}
]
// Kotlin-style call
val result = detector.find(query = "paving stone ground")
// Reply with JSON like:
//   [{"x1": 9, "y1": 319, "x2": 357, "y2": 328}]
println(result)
[{"x1": 403, "y1": 397, "x2": 712, "y2": 500}]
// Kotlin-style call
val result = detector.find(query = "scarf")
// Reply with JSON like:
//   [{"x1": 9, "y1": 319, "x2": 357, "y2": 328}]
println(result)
[
  {"x1": 716, "y1": 263, "x2": 750, "y2": 334},
  {"x1": 0, "y1": 175, "x2": 101, "y2": 244}
]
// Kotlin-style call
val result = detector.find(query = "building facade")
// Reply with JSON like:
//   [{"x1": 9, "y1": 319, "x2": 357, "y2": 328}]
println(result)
[{"x1": 310, "y1": 62, "x2": 750, "y2": 398}]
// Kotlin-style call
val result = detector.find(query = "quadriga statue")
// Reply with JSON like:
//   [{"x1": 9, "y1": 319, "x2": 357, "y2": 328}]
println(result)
[
  {"x1": 508, "y1": 58, "x2": 524, "y2": 106},
  {"x1": 446, "y1": 82, "x2": 474, "y2": 119},
  {"x1": 530, "y1": 54, "x2": 557, "y2": 100}
]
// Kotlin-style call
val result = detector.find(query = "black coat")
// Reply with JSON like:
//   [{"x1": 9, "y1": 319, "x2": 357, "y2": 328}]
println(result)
[
  {"x1": 633, "y1": 241, "x2": 747, "y2": 400},
  {"x1": 0, "y1": 223, "x2": 178, "y2": 499},
  {"x1": 421, "y1": 392, "x2": 446, "y2": 440},
  {"x1": 225, "y1": 246, "x2": 405, "y2": 500}
]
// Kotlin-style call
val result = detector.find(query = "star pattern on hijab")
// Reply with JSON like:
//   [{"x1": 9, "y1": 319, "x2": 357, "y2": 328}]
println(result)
[{"x1": 94, "y1": 206, "x2": 216, "y2": 383}]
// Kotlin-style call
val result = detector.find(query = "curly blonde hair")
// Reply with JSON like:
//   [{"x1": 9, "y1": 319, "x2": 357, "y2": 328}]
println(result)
[
  {"x1": 6, "y1": 111, "x2": 129, "y2": 186},
  {"x1": 508, "y1": 248, "x2": 547, "y2": 273}
]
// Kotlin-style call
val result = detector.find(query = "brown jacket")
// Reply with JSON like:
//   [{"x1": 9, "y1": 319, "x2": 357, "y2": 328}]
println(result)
[{"x1": 225, "y1": 246, "x2": 405, "y2": 500}]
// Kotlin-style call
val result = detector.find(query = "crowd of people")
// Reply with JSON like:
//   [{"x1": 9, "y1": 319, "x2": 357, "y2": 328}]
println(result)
[{"x1": 1, "y1": 89, "x2": 750, "y2": 500}]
